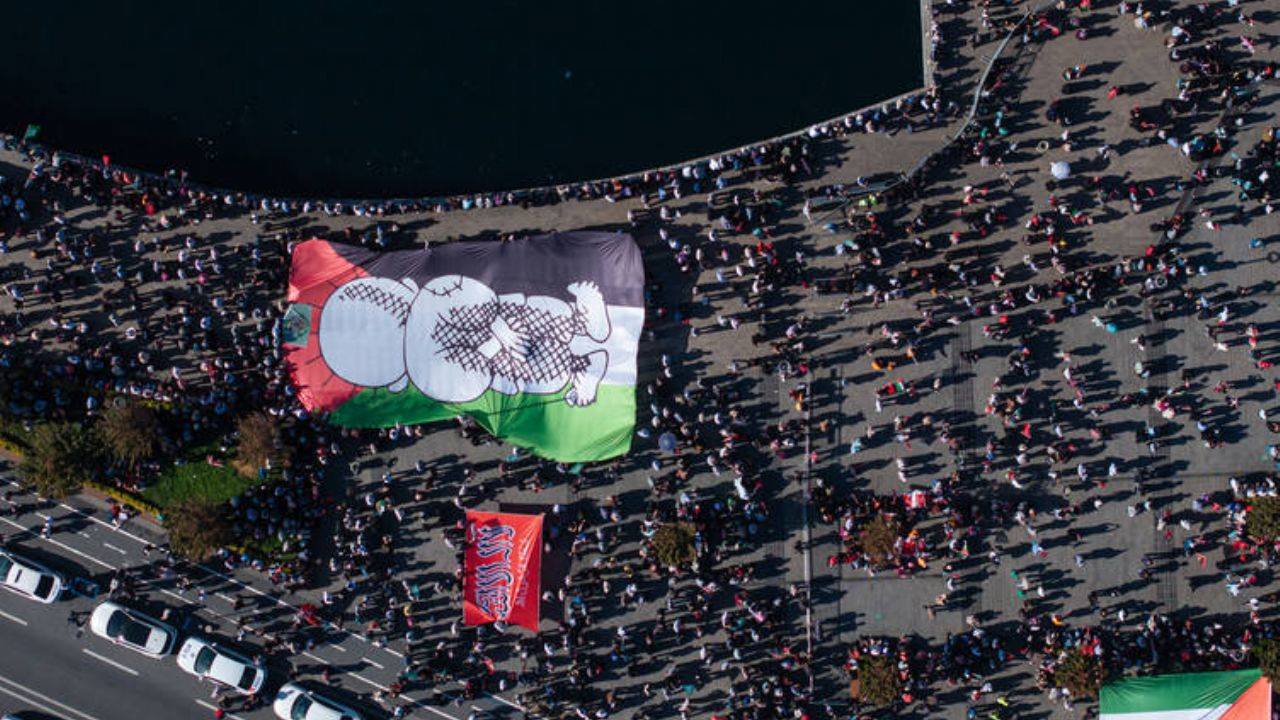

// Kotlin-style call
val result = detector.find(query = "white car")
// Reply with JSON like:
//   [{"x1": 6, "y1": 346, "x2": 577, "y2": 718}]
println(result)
[
  {"x1": 176, "y1": 637, "x2": 266, "y2": 695},
  {"x1": 89, "y1": 601, "x2": 177, "y2": 658},
  {"x1": 0, "y1": 549, "x2": 63, "y2": 603},
  {"x1": 273, "y1": 683, "x2": 363, "y2": 720}
]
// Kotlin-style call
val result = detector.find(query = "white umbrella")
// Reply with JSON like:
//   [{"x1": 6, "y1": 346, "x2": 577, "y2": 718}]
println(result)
[{"x1": 1050, "y1": 160, "x2": 1071, "y2": 180}]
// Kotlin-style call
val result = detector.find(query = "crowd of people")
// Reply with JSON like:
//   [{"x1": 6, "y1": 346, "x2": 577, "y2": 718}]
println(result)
[{"x1": 0, "y1": 0, "x2": 1278, "y2": 719}]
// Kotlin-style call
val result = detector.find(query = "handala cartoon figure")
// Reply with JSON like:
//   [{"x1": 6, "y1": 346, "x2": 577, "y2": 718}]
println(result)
[{"x1": 317, "y1": 274, "x2": 612, "y2": 406}]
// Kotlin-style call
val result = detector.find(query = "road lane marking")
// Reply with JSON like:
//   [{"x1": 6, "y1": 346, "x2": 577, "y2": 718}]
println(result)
[
  {"x1": 44, "y1": 535, "x2": 117, "y2": 570},
  {"x1": 362, "y1": 656, "x2": 385, "y2": 669},
  {"x1": 82, "y1": 648, "x2": 140, "y2": 676},
  {"x1": 353, "y1": 671, "x2": 381, "y2": 691},
  {"x1": 0, "y1": 483, "x2": 530, "y2": 718},
  {"x1": 0, "y1": 682, "x2": 106, "y2": 720},
  {"x1": 0, "y1": 671, "x2": 104, "y2": 720},
  {"x1": 352, "y1": 674, "x2": 387, "y2": 690},
  {"x1": 3, "y1": 484, "x2": 507, "y2": 706},
  {"x1": 161, "y1": 589, "x2": 215, "y2": 613},
  {"x1": 216, "y1": 592, "x2": 237, "y2": 603},
  {"x1": 0, "y1": 516, "x2": 117, "y2": 570},
  {"x1": 352, "y1": 673, "x2": 494, "y2": 720},
  {"x1": 486, "y1": 692, "x2": 526, "y2": 710},
  {"x1": 196, "y1": 699, "x2": 246, "y2": 720},
  {"x1": 3, "y1": 479, "x2": 152, "y2": 547},
  {"x1": 101, "y1": 542, "x2": 128, "y2": 555},
  {"x1": 0, "y1": 483, "x2": 537, "y2": 719},
  {"x1": 416, "y1": 703, "x2": 465, "y2": 720},
  {"x1": 0, "y1": 608, "x2": 27, "y2": 626},
  {"x1": 195, "y1": 562, "x2": 281, "y2": 602},
  {"x1": 302, "y1": 651, "x2": 327, "y2": 663}
]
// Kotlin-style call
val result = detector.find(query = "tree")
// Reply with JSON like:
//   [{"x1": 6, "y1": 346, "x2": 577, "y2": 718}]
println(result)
[
  {"x1": 1052, "y1": 650, "x2": 1104, "y2": 699},
  {"x1": 166, "y1": 499, "x2": 232, "y2": 562},
  {"x1": 233, "y1": 412, "x2": 285, "y2": 477},
  {"x1": 854, "y1": 654, "x2": 902, "y2": 705},
  {"x1": 859, "y1": 515, "x2": 900, "y2": 568},
  {"x1": 97, "y1": 403, "x2": 161, "y2": 469},
  {"x1": 650, "y1": 522, "x2": 697, "y2": 568},
  {"x1": 1253, "y1": 638, "x2": 1280, "y2": 684},
  {"x1": 18, "y1": 422, "x2": 99, "y2": 498},
  {"x1": 1245, "y1": 497, "x2": 1280, "y2": 543}
]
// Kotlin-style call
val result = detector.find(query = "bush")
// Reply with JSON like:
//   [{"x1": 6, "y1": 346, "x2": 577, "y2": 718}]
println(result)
[
  {"x1": 1245, "y1": 497, "x2": 1280, "y2": 543},
  {"x1": 233, "y1": 412, "x2": 285, "y2": 478},
  {"x1": 84, "y1": 481, "x2": 163, "y2": 518},
  {"x1": 650, "y1": 522, "x2": 697, "y2": 568},
  {"x1": 0, "y1": 434, "x2": 28, "y2": 458},
  {"x1": 0, "y1": 415, "x2": 32, "y2": 455},
  {"x1": 1053, "y1": 650, "x2": 1105, "y2": 699},
  {"x1": 1253, "y1": 638, "x2": 1280, "y2": 684},
  {"x1": 18, "y1": 422, "x2": 100, "y2": 498},
  {"x1": 859, "y1": 515, "x2": 900, "y2": 567},
  {"x1": 166, "y1": 499, "x2": 232, "y2": 562},
  {"x1": 854, "y1": 654, "x2": 902, "y2": 705},
  {"x1": 97, "y1": 403, "x2": 161, "y2": 469},
  {"x1": 143, "y1": 452, "x2": 258, "y2": 512}
]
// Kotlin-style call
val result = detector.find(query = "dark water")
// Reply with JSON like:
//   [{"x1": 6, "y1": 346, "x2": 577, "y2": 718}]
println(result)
[{"x1": 0, "y1": 1, "x2": 920, "y2": 198}]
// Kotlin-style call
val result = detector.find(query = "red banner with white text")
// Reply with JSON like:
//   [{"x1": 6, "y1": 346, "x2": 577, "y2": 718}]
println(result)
[{"x1": 463, "y1": 510, "x2": 543, "y2": 631}]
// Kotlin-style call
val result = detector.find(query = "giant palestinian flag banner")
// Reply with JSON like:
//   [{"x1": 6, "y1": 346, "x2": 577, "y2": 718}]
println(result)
[
  {"x1": 1101, "y1": 669, "x2": 1271, "y2": 720},
  {"x1": 463, "y1": 510, "x2": 543, "y2": 631},
  {"x1": 284, "y1": 232, "x2": 643, "y2": 461}
]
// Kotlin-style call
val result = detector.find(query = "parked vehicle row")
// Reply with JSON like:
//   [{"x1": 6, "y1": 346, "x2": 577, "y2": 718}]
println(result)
[{"x1": 0, "y1": 547, "x2": 362, "y2": 719}]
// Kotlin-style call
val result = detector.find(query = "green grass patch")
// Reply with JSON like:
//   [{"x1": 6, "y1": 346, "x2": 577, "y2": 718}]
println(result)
[{"x1": 143, "y1": 445, "x2": 260, "y2": 511}]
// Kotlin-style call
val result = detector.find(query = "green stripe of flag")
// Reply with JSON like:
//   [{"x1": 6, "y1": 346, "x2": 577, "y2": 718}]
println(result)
[
  {"x1": 330, "y1": 383, "x2": 635, "y2": 462},
  {"x1": 1101, "y1": 669, "x2": 1261, "y2": 715}
]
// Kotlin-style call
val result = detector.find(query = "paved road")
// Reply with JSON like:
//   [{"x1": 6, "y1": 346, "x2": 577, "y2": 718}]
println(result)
[
  {"x1": 0, "y1": 582, "x2": 226, "y2": 720},
  {"x1": 0, "y1": 475, "x2": 522, "y2": 720}
]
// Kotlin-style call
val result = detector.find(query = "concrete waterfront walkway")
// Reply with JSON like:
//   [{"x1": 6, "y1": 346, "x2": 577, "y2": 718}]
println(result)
[{"x1": 0, "y1": 1, "x2": 1278, "y2": 719}]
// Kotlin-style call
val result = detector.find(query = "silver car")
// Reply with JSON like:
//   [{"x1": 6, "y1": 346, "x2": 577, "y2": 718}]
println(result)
[
  {"x1": 176, "y1": 636, "x2": 267, "y2": 696},
  {"x1": 89, "y1": 601, "x2": 177, "y2": 658},
  {"x1": 273, "y1": 683, "x2": 363, "y2": 720},
  {"x1": 0, "y1": 549, "x2": 63, "y2": 604}
]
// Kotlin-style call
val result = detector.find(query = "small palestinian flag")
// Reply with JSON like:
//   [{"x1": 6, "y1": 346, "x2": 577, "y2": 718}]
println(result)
[
  {"x1": 284, "y1": 232, "x2": 644, "y2": 462},
  {"x1": 1101, "y1": 669, "x2": 1271, "y2": 720}
]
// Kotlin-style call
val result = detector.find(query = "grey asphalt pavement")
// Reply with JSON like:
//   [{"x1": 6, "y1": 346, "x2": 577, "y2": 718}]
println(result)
[
  {"x1": 0, "y1": 473, "x2": 522, "y2": 720},
  {"x1": 0, "y1": 550, "x2": 258, "y2": 720}
]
